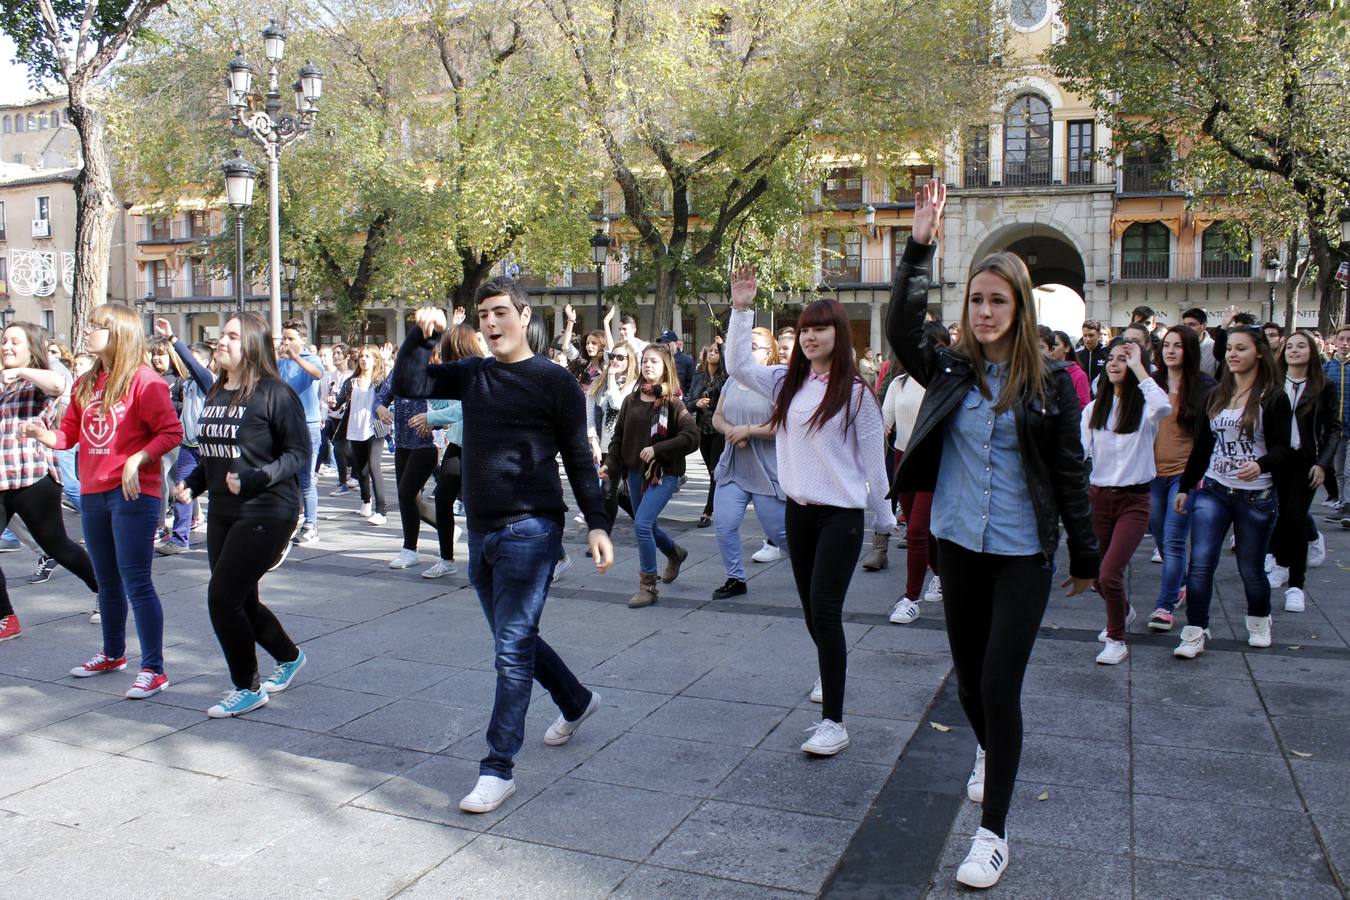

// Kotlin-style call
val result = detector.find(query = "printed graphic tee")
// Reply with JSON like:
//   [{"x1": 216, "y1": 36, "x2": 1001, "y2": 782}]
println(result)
[
  {"x1": 1204, "y1": 406, "x2": 1272, "y2": 491},
  {"x1": 190, "y1": 378, "x2": 309, "y2": 519}
]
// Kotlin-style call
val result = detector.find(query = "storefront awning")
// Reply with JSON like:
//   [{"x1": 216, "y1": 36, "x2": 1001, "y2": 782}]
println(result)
[{"x1": 1110, "y1": 212, "x2": 1182, "y2": 240}]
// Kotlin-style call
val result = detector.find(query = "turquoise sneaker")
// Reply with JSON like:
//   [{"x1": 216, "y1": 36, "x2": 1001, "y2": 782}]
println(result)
[
  {"x1": 261, "y1": 649, "x2": 306, "y2": 693},
  {"x1": 207, "y1": 687, "x2": 269, "y2": 718}
]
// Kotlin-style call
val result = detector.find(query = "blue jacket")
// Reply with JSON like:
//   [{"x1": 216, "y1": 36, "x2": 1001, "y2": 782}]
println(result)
[{"x1": 1325, "y1": 357, "x2": 1350, "y2": 436}]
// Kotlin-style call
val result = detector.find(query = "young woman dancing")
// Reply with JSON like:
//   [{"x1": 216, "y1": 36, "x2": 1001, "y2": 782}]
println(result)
[
  {"x1": 887, "y1": 182, "x2": 1096, "y2": 888},
  {"x1": 726, "y1": 265, "x2": 895, "y2": 759},
  {"x1": 334, "y1": 346, "x2": 393, "y2": 525}
]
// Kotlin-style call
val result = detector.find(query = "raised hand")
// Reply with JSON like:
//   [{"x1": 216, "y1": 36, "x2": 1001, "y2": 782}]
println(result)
[
  {"x1": 729, "y1": 263, "x2": 758, "y2": 310},
  {"x1": 415, "y1": 306, "x2": 448, "y2": 337},
  {"x1": 912, "y1": 180, "x2": 947, "y2": 246},
  {"x1": 451, "y1": 307, "x2": 466, "y2": 326},
  {"x1": 564, "y1": 303, "x2": 576, "y2": 323},
  {"x1": 604, "y1": 305, "x2": 617, "y2": 324},
  {"x1": 153, "y1": 317, "x2": 173, "y2": 338}
]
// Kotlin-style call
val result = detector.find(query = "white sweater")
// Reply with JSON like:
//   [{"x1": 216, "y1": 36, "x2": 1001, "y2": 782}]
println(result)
[{"x1": 882, "y1": 373, "x2": 925, "y2": 452}]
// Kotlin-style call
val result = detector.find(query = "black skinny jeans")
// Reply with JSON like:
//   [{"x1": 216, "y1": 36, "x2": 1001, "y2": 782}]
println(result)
[
  {"x1": 0, "y1": 475, "x2": 99, "y2": 617},
  {"x1": 395, "y1": 446, "x2": 438, "y2": 552},
  {"x1": 433, "y1": 446, "x2": 463, "y2": 561},
  {"x1": 1273, "y1": 451, "x2": 1317, "y2": 590},
  {"x1": 699, "y1": 431, "x2": 725, "y2": 516},
  {"x1": 327, "y1": 421, "x2": 351, "y2": 483},
  {"x1": 207, "y1": 511, "x2": 300, "y2": 690},
  {"x1": 349, "y1": 436, "x2": 386, "y2": 514},
  {"x1": 937, "y1": 539, "x2": 1052, "y2": 839},
  {"x1": 784, "y1": 500, "x2": 864, "y2": 723}
]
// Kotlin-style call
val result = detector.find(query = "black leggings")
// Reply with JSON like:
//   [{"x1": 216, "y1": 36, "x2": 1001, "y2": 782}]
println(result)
[
  {"x1": 432, "y1": 446, "x2": 463, "y2": 561},
  {"x1": 395, "y1": 447, "x2": 438, "y2": 551},
  {"x1": 349, "y1": 436, "x2": 386, "y2": 514},
  {"x1": 699, "y1": 431, "x2": 725, "y2": 516},
  {"x1": 937, "y1": 539, "x2": 1052, "y2": 839},
  {"x1": 329, "y1": 423, "x2": 352, "y2": 483},
  {"x1": 1273, "y1": 453, "x2": 1317, "y2": 589},
  {"x1": 784, "y1": 500, "x2": 864, "y2": 723},
  {"x1": 0, "y1": 475, "x2": 98, "y2": 617},
  {"x1": 206, "y1": 512, "x2": 300, "y2": 690}
]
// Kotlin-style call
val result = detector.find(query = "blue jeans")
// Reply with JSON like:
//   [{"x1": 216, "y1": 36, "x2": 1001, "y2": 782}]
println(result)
[
  {"x1": 627, "y1": 472, "x2": 680, "y2": 575},
  {"x1": 55, "y1": 448, "x2": 81, "y2": 512},
  {"x1": 468, "y1": 516, "x2": 592, "y2": 778},
  {"x1": 713, "y1": 480, "x2": 788, "y2": 581},
  {"x1": 82, "y1": 488, "x2": 165, "y2": 673},
  {"x1": 297, "y1": 422, "x2": 322, "y2": 527},
  {"x1": 1149, "y1": 475, "x2": 1192, "y2": 613},
  {"x1": 1184, "y1": 481, "x2": 1278, "y2": 630},
  {"x1": 169, "y1": 445, "x2": 201, "y2": 547}
]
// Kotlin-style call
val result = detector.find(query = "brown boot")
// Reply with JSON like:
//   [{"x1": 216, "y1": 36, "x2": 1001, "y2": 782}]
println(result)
[
  {"x1": 629, "y1": 572, "x2": 658, "y2": 608},
  {"x1": 661, "y1": 544, "x2": 689, "y2": 583},
  {"x1": 861, "y1": 532, "x2": 889, "y2": 571}
]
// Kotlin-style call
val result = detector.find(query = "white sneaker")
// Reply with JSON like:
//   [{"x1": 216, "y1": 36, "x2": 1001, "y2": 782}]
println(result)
[
  {"x1": 1308, "y1": 534, "x2": 1326, "y2": 568},
  {"x1": 922, "y1": 575, "x2": 943, "y2": 602},
  {"x1": 1264, "y1": 553, "x2": 1276, "y2": 574},
  {"x1": 1150, "y1": 548, "x2": 1162, "y2": 564},
  {"x1": 552, "y1": 554, "x2": 573, "y2": 583},
  {"x1": 1098, "y1": 605, "x2": 1136, "y2": 642},
  {"x1": 359, "y1": 502, "x2": 372, "y2": 517},
  {"x1": 957, "y1": 827, "x2": 1010, "y2": 889},
  {"x1": 1096, "y1": 639, "x2": 1129, "y2": 665},
  {"x1": 543, "y1": 692, "x2": 600, "y2": 746},
  {"x1": 367, "y1": 512, "x2": 387, "y2": 526},
  {"x1": 1246, "y1": 615, "x2": 1272, "y2": 648},
  {"x1": 751, "y1": 541, "x2": 781, "y2": 563},
  {"x1": 966, "y1": 747, "x2": 986, "y2": 802},
  {"x1": 1228, "y1": 533, "x2": 1237, "y2": 551},
  {"x1": 809, "y1": 677, "x2": 823, "y2": 704},
  {"x1": 1268, "y1": 564, "x2": 1288, "y2": 588},
  {"x1": 458, "y1": 775, "x2": 516, "y2": 813},
  {"x1": 800, "y1": 719, "x2": 849, "y2": 756},
  {"x1": 1284, "y1": 588, "x2": 1306, "y2": 613},
  {"x1": 422, "y1": 559, "x2": 458, "y2": 579},
  {"x1": 1173, "y1": 625, "x2": 1210, "y2": 659},
  {"x1": 389, "y1": 549, "x2": 419, "y2": 569},
  {"x1": 888, "y1": 597, "x2": 921, "y2": 624}
]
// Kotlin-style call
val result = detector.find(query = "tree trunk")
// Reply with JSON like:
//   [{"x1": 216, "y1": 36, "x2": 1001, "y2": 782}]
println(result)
[
  {"x1": 1310, "y1": 231, "x2": 1348, "y2": 333},
  {"x1": 67, "y1": 87, "x2": 119, "y2": 351},
  {"x1": 653, "y1": 266, "x2": 680, "y2": 338},
  {"x1": 449, "y1": 247, "x2": 497, "y2": 311}
]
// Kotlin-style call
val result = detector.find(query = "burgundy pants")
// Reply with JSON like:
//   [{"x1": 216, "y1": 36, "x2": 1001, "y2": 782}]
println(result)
[
  {"x1": 897, "y1": 490, "x2": 937, "y2": 600},
  {"x1": 1089, "y1": 487, "x2": 1151, "y2": 641}
]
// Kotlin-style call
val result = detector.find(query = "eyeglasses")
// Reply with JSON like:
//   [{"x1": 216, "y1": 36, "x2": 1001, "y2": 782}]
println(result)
[{"x1": 750, "y1": 344, "x2": 770, "y2": 352}]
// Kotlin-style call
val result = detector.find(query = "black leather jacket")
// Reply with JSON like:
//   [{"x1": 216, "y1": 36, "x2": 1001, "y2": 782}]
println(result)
[
  {"x1": 1292, "y1": 380, "x2": 1342, "y2": 471},
  {"x1": 886, "y1": 238, "x2": 1099, "y2": 580}
]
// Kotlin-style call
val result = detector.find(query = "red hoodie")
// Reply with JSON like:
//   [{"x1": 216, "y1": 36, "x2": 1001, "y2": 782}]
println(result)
[{"x1": 55, "y1": 366, "x2": 183, "y2": 497}]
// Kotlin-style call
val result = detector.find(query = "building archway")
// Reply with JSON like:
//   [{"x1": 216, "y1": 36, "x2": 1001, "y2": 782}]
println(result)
[{"x1": 968, "y1": 222, "x2": 1087, "y2": 299}]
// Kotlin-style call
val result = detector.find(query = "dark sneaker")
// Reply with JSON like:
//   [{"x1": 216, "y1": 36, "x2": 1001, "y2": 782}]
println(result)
[
  {"x1": 292, "y1": 525, "x2": 319, "y2": 545},
  {"x1": 29, "y1": 556, "x2": 57, "y2": 584},
  {"x1": 712, "y1": 578, "x2": 747, "y2": 600}
]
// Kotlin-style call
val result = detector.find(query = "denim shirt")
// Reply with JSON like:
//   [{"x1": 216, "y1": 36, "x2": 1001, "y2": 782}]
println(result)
[{"x1": 930, "y1": 360, "x2": 1041, "y2": 556}]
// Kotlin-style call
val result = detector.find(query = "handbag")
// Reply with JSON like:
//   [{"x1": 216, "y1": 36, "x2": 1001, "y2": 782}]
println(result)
[{"x1": 372, "y1": 417, "x2": 392, "y2": 440}]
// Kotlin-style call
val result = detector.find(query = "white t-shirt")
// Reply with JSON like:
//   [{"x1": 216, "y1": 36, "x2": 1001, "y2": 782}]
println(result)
[
  {"x1": 347, "y1": 381, "x2": 375, "y2": 441},
  {"x1": 1205, "y1": 406, "x2": 1272, "y2": 490}
]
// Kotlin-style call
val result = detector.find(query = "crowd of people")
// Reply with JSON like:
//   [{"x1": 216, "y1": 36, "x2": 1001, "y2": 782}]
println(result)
[{"x1": 0, "y1": 180, "x2": 1345, "y2": 890}]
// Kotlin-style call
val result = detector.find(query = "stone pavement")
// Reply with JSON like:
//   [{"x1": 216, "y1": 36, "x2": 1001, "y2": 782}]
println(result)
[{"x1": 1, "y1": 458, "x2": 1347, "y2": 899}]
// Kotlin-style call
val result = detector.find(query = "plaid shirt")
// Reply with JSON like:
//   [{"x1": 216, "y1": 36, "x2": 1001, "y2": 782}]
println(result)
[{"x1": 0, "y1": 379, "x2": 59, "y2": 491}]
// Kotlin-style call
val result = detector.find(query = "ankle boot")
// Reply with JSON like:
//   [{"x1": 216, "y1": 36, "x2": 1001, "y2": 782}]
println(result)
[
  {"x1": 861, "y1": 532, "x2": 889, "y2": 571},
  {"x1": 629, "y1": 572, "x2": 659, "y2": 608},
  {"x1": 661, "y1": 544, "x2": 689, "y2": 584}
]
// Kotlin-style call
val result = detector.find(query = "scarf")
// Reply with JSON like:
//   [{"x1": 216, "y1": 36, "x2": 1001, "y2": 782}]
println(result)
[{"x1": 640, "y1": 384, "x2": 670, "y2": 493}]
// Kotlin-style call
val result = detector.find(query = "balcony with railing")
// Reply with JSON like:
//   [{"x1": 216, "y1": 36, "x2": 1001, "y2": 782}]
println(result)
[
  {"x1": 139, "y1": 218, "x2": 220, "y2": 245},
  {"x1": 1115, "y1": 252, "x2": 1257, "y2": 282},
  {"x1": 816, "y1": 257, "x2": 935, "y2": 287},
  {"x1": 137, "y1": 278, "x2": 235, "y2": 300},
  {"x1": 1118, "y1": 163, "x2": 1177, "y2": 195},
  {"x1": 956, "y1": 156, "x2": 1116, "y2": 190}
]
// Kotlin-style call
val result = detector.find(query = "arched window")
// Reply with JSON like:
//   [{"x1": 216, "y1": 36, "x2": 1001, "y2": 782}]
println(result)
[
  {"x1": 1121, "y1": 222, "x2": 1170, "y2": 279},
  {"x1": 26, "y1": 113, "x2": 36, "y2": 130},
  {"x1": 38, "y1": 112, "x2": 47, "y2": 129},
  {"x1": 1003, "y1": 93, "x2": 1052, "y2": 187},
  {"x1": 1, "y1": 116, "x2": 10, "y2": 133},
  {"x1": 14, "y1": 114, "x2": 24, "y2": 133},
  {"x1": 1201, "y1": 223, "x2": 1251, "y2": 279}
]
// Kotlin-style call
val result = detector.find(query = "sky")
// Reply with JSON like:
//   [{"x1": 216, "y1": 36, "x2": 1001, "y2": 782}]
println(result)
[{"x1": 0, "y1": 35, "x2": 49, "y2": 105}]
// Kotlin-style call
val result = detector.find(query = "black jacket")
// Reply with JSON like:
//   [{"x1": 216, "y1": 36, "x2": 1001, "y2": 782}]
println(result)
[
  {"x1": 1179, "y1": 391, "x2": 1294, "y2": 494},
  {"x1": 1075, "y1": 345, "x2": 1108, "y2": 393},
  {"x1": 688, "y1": 370, "x2": 726, "y2": 434},
  {"x1": 886, "y1": 238, "x2": 1099, "y2": 580},
  {"x1": 1289, "y1": 381, "x2": 1341, "y2": 471}
]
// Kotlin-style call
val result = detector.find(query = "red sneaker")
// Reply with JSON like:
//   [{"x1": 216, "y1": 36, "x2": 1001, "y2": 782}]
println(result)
[
  {"x1": 0, "y1": 614, "x2": 20, "y2": 642},
  {"x1": 125, "y1": 669, "x2": 169, "y2": 699},
  {"x1": 71, "y1": 651, "x2": 128, "y2": 677}
]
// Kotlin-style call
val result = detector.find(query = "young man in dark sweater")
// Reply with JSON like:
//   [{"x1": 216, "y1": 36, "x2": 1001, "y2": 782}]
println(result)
[{"x1": 393, "y1": 277, "x2": 614, "y2": 815}]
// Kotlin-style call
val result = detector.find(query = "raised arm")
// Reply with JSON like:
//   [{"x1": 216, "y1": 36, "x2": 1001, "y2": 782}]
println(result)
[
  {"x1": 174, "y1": 338, "x2": 214, "y2": 393},
  {"x1": 392, "y1": 310, "x2": 475, "y2": 400},
  {"x1": 886, "y1": 181, "x2": 945, "y2": 389},
  {"x1": 724, "y1": 264, "x2": 783, "y2": 399}
]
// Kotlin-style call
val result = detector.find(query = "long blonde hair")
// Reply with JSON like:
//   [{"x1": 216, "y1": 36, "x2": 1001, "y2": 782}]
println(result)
[
  {"x1": 76, "y1": 303, "x2": 148, "y2": 408},
  {"x1": 591, "y1": 343, "x2": 639, "y2": 399},
  {"x1": 951, "y1": 252, "x2": 1046, "y2": 414},
  {"x1": 352, "y1": 344, "x2": 387, "y2": 386}
]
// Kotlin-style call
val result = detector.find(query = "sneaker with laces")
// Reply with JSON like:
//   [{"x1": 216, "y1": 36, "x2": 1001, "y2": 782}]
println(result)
[
  {"x1": 331, "y1": 484, "x2": 354, "y2": 496},
  {"x1": 154, "y1": 540, "x2": 188, "y2": 556},
  {"x1": 1150, "y1": 548, "x2": 1162, "y2": 564},
  {"x1": 422, "y1": 559, "x2": 458, "y2": 579},
  {"x1": 389, "y1": 548, "x2": 420, "y2": 569},
  {"x1": 1173, "y1": 625, "x2": 1210, "y2": 659},
  {"x1": 261, "y1": 649, "x2": 307, "y2": 693},
  {"x1": 967, "y1": 747, "x2": 986, "y2": 802},
  {"x1": 923, "y1": 575, "x2": 943, "y2": 602},
  {"x1": 367, "y1": 512, "x2": 387, "y2": 526},
  {"x1": 552, "y1": 554, "x2": 573, "y2": 583},
  {"x1": 292, "y1": 525, "x2": 318, "y2": 545},
  {"x1": 28, "y1": 555, "x2": 57, "y2": 584},
  {"x1": 751, "y1": 541, "x2": 781, "y2": 563},
  {"x1": 1147, "y1": 608, "x2": 1174, "y2": 631},
  {"x1": 359, "y1": 502, "x2": 372, "y2": 517},
  {"x1": 125, "y1": 669, "x2": 169, "y2": 698},
  {"x1": 1308, "y1": 534, "x2": 1326, "y2": 568},
  {"x1": 459, "y1": 775, "x2": 516, "y2": 813},
  {"x1": 888, "y1": 597, "x2": 920, "y2": 624},
  {"x1": 0, "y1": 614, "x2": 20, "y2": 642},
  {"x1": 1267, "y1": 564, "x2": 1289, "y2": 589},
  {"x1": 1284, "y1": 587, "x2": 1306, "y2": 613},
  {"x1": 809, "y1": 677, "x2": 823, "y2": 704},
  {"x1": 1097, "y1": 605, "x2": 1136, "y2": 642},
  {"x1": 956, "y1": 827, "x2": 1010, "y2": 889},
  {"x1": 207, "y1": 686, "x2": 269, "y2": 718},
  {"x1": 543, "y1": 692, "x2": 600, "y2": 746},
  {"x1": 1246, "y1": 615, "x2": 1272, "y2": 648},
  {"x1": 800, "y1": 719, "x2": 849, "y2": 756},
  {"x1": 712, "y1": 577, "x2": 747, "y2": 599},
  {"x1": 1096, "y1": 639, "x2": 1128, "y2": 665},
  {"x1": 1264, "y1": 553, "x2": 1276, "y2": 573},
  {"x1": 71, "y1": 651, "x2": 127, "y2": 677}
]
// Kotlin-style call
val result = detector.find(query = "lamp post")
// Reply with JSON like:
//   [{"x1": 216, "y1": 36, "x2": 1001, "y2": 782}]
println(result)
[
  {"x1": 225, "y1": 20, "x2": 323, "y2": 335},
  {"x1": 1264, "y1": 256, "x2": 1282, "y2": 324},
  {"x1": 283, "y1": 258, "x2": 299, "y2": 321},
  {"x1": 589, "y1": 227, "x2": 611, "y2": 330},
  {"x1": 222, "y1": 150, "x2": 258, "y2": 312},
  {"x1": 135, "y1": 286, "x2": 156, "y2": 333},
  {"x1": 0, "y1": 301, "x2": 14, "y2": 328}
]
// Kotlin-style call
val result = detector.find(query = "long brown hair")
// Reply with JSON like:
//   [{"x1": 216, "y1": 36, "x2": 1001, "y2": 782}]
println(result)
[
  {"x1": 2, "y1": 322, "x2": 51, "y2": 372},
  {"x1": 352, "y1": 344, "x2": 387, "y2": 385},
  {"x1": 1281, "y1": 330, "x2": 1329, "y2": 410},
  {"x1": 436, "y1": 323, "x2": 485, "y2": 364},
  {"x1": 698, "y1": 343, "x2": 723, "y2": 376},
  {"x1": 148, "y1": 334, "x2": 189, "y2": 380},
  {"x1": 950, "y1": 253, "x2": 1045, "y2": 414},
  {"x1": 1152, "y1": 325, "x2": 1208, "y2": 430},
  {"x1": 638, "y1": 342, "x2": 682, "y2": 399},
  {"x1": 1088, "y1": 339, "x2": 1145, "y2": 434},
  {"x1": 75, "y1": 303, "x2": 147, "y2": 408},
  {"x1": 591, "y1": 341, "x2": 639, "y2": 400},
  {"x1": 208, "y1": 313, "x2": 280, "y2": 411},
  {"x1": 1208, "y1": 326, "x2": 1280, "y2": 440},
  {"x1": 768, "y1": 297, "x2": 874, "y2": 433}
]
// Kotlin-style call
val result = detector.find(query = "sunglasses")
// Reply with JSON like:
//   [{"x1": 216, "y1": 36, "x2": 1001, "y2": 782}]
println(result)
[{"x1": 611, "y1": 353, "x2": 629, "y2": 361}]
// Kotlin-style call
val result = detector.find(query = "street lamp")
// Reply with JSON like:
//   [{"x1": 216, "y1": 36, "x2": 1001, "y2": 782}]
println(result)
[
  {"x1": 1264, "y1": 256, "x2": 1282, "y2": 324},
  {"x1": 226, "y1": 19, "x2": 323, "y2": 335},
  {"x1": 135, "y1": 286, "x2": 156, "y2": 332},
  {"x1": 589, "y1": 227, "x2": 611, "y2": 329},
  {"x1": 0, "y1": 301, "x2": 13, "y2": 328},
  {"x1": 222, "y1": 150, "x2": 258, "y2": 312},
  {"x1": 1340, "y1": 208, "x2": 1350, "y2": 244},
  {"x1": 283, "y1": 258, "x2": 299, "y2": 320}
]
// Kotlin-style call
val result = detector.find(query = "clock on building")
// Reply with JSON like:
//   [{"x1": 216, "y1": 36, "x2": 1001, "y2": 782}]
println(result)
[{"x1": 1010, "y1": 0, "x2": 1050, "y2": 29}]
